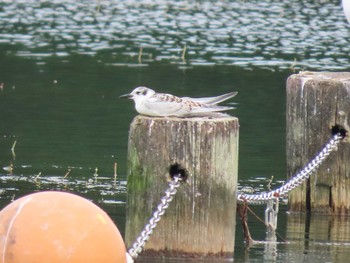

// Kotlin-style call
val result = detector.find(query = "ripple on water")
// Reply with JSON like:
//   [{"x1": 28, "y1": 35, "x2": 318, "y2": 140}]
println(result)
[
  {"x1": 0, "y1": 0, "x2": 349, "y2": 70},
  {"x1": 0, "y1": 172, "x2": 127, "y2": 207}
]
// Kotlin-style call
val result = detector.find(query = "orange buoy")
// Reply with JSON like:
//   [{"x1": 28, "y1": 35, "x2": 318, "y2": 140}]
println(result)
[{"x1": 0, "y1": 191, "x2": 127, "y2": 263}]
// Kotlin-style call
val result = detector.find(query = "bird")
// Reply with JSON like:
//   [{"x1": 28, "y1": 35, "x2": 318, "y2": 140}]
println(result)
[{"x1": 120, "y1": 86, "x2": 237, "y2": 117}]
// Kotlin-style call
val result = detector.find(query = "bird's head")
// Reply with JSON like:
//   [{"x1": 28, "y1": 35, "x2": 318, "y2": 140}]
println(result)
[{"x1": 120, "y1": 87, "x2": 155, "y2": 102}]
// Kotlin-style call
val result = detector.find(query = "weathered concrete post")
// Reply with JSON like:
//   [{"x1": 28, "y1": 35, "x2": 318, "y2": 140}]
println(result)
[
  {"x1": 125, "y1": 115, "x2": 239, "y2": 259},
  {"x1": 286, "y1": 71, "x2": 350, "y2": 214}
]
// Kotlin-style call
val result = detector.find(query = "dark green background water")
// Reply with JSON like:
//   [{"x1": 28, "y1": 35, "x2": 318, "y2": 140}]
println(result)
[{"x1": 1, "y1": 0, "x2": 350, "y2": 262}]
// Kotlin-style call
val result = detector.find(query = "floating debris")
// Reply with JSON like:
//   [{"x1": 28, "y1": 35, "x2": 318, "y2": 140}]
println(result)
[
  {"x1": 138, "y1": 46, "x2": 143, "y2": 64},
  {"x1": 11, "y1": 140, "x2": 17, "y2": 156},
  {"x1": 114, "y1": 162, "x2": 117, "y2": 179},
  {"x1": 64, "y1": 169, "x2": 71, "y2": 179},
  {"x1": 34, "y1": 172, "x2": 42, "y2": 180},
  {"x1": 2, "y1": 163, "x2": 13, "y2": 173},
  {"x1": 93, "y1": 167, "x2": 98, "y2": 178},
  {"x1": 181, "y1": 45, "x2": 187, "y2": 61}
]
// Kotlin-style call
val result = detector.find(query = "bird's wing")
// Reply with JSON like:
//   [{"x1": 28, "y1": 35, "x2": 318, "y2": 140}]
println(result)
[
  {"x1": 141, "y1": 93, "x2": 188, "y2": 116},
  {"x1": 188, "y1": 104, "x2": 235, "y2": 113},
  {"x1": 182, "y1": 91, "x2": 237, "y2": 105}
]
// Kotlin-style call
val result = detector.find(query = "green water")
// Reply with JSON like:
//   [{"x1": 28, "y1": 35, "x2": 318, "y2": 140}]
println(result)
[{"x1": 1, "y1": 0, "x2": 350, "y2": 262}]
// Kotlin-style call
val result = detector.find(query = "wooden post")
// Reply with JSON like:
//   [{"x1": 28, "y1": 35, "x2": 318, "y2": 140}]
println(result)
[
  {"x1": 125, "y1": 115, "x2": 239, "y2": 259},
  {"x1": 286, "y1": 71, "x2": 350, "y2": 214}
]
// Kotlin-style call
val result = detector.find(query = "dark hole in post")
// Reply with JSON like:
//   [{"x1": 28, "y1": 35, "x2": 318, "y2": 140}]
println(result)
[
  {"x1": 331, "y1": 124, "x2": 347, "y2": 139},
  {"x1": 169, "y1": 163, "x2": 188, "y2": 182}
]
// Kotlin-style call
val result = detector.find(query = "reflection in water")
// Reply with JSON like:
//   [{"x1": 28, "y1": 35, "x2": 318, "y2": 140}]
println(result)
[
  {"x1": 234, "y1": 208, "x2": 350, "y2": 262},
  {"x1": 286, "y1": 213, "x2": 350, "y2": 262},
  {"x1": 264, "y1": 231, "x2": 277, "y2": 262}
]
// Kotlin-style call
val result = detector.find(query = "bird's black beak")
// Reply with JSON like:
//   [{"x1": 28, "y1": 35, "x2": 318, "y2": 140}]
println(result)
[{"x1": 119, "y1": 93, "x2": 132, "y2": 99}]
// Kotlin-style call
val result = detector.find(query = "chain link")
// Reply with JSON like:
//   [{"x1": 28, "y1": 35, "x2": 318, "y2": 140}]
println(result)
[
  {"x1": 128, "y1": 175, "x2": 182, "y2": 259},
  {"x1": 238, "y1": 133, "x2": 343, "y2": 204}
]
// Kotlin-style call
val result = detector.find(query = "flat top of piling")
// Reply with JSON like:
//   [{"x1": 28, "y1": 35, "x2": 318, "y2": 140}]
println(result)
[
  {"x1": 133, "y1": 115, "x2": 238, "y2": 123},
  {"x1": 295, "y1": 71, "x2": 350, "y2": 82}
]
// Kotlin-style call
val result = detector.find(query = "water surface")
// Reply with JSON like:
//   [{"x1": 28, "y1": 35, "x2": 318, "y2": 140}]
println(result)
[{"x1": 1, "y1": 0, "x2": 350, "y2": 262}]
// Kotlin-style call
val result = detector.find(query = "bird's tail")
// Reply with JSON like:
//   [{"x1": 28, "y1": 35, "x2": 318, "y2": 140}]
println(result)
[{"x1": 184, "y1": 91, "x2": 238, "y2": 105}]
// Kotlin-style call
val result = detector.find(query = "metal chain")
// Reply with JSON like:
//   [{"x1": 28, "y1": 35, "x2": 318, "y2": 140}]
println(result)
[
  {"x1": 128, "y1": 175, "x2": 182, "y2": 259},
  {"x1": 126, "y1": 133, "x2": 343, "y2": 260},
  {"x1": 238, "y1": 133, "x2": 343, "y2": 204}
]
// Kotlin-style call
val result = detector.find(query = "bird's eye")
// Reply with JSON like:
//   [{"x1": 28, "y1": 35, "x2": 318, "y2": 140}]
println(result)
[{"x1": 136, "y1": 91, "x2": 141, "y2": 95}]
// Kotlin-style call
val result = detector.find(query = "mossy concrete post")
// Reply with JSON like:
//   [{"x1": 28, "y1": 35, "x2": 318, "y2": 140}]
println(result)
[
  {"x1": 124, "y1": 115, "x2": 239, "y2": 259},
  {"x1": 286, "y1": 71, "x2": 350, "y2": 214}
]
